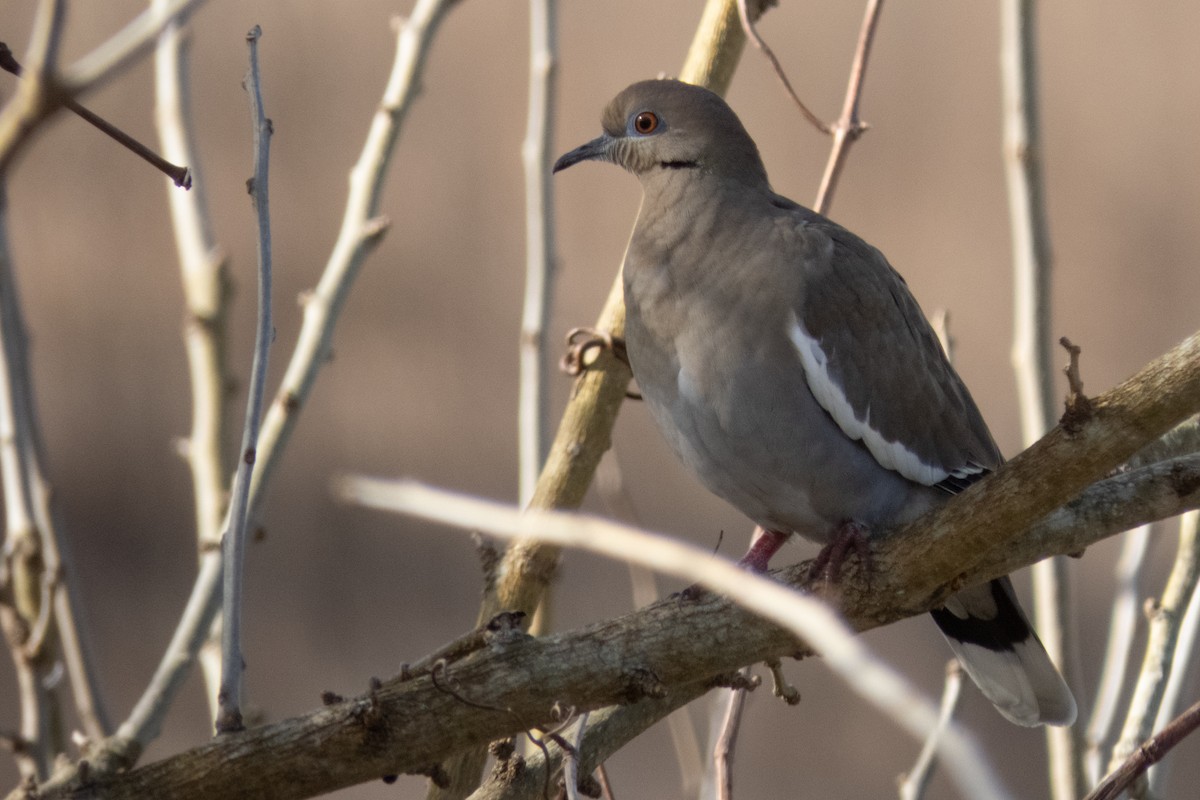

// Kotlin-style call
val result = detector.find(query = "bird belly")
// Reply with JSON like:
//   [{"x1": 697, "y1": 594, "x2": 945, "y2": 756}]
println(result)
[{"x1": 636, "y1": 347, "x2": 929, "y2": 546}]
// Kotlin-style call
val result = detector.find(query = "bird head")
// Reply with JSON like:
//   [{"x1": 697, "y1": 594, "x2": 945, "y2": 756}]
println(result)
[{"x1": 553, "y1": 79, "x2": 769, "y2": 188}]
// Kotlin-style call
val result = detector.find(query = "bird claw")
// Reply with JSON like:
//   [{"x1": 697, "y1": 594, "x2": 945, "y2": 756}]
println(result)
[
  {"x1": 561, "y1": 327, "x2": 630, "y2": 372},
  {"x1": 808, "y1": 521, "x2": 873, "y2": 586},
  {"x1": 560, "y1": 327, "x2": 641, "y2": 399}
]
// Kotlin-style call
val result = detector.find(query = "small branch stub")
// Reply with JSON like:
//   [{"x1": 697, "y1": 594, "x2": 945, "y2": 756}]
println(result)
[{"x1": 1059, "y1": 336, "x2": 1094, "y2": 432}]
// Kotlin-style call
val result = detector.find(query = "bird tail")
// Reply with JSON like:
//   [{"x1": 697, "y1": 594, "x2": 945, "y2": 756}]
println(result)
[{"x1": 930, "y1": 577, "x2": 1076, "y2": 727}]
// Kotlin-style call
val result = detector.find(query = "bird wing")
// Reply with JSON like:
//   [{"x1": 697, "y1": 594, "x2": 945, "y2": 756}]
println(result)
[{"x1": 781, "y1": 206, "x2": 1002, "y2": 490}]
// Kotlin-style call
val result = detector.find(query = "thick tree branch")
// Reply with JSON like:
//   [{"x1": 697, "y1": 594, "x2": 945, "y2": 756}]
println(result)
[{"x1": 20, "y1": 389, "x2": 1200, "y2": 800}]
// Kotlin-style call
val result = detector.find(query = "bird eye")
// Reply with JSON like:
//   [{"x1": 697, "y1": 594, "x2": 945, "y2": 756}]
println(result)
[{"x1": 633, "y1": 111, "x2": 659, "y2": 135}]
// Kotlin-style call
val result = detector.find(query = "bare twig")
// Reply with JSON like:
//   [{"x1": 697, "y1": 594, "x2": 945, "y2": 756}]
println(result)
[
  {"x1": 562, "y1": 712, "x2": 589, "y2": 800},
  {"x1": 898, "y1": 661, "x2": 964, "y2": 800},
  {"x1": 0, "y1": 0, "x2": 207, "y2": 176},
  {"x1": 215, "y1": 24, "x2": 273, "y2": 736},
  {"x1": 1001, "y1": 2, "x2": 1084, "y2": 795},
  {"x1": 1148, "y1": 511, "x2": 1200, "y2": 793},
  {"x1": 711, "y1": 667, "x2": 750, "y2": 800},
  {"x1": 153, "y1": 0, "x2": 231, "y2": 717},
  {"x1": 1108, "y1": 511, "x2": 1200, "y2": 783},
  {"x1": 735, "y1": 0, "x2": 829, "y2": 134},
  {"x1": 1084, "y1": 524, "x2": 1151, "y2": 783},
  {"x1": 84, "y1": 1, "x2": 463, "y2": 780},
  {"x1": 1085, "y1": 698, "x2": 1200, "y2": 800},
  {"x1": 0, "y1": 45, "x2": 190, "y2": 187},
  {"x1": 814, "y1": 0, "x2": 884, "y2": 213},
  {"x1": 0, "y1": 1, "x2": 111, "y2": 765},
  {"x1": 249, "y1": 0, "x2": 463, "y2": 524},
  {"x1": 60, "y1": 0, "x2": 208, "y2": 94},
  {"x1": 518, "y1": 0, "x2": 558, "y2": 508}
]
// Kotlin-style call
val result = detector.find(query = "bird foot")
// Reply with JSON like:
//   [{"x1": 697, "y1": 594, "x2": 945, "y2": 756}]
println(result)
[
  {"x1": 560, "y1": 328, "x2": 640, "y2": 397},
  {"x1": 808, "y1": 521, "x2": 873, "y2": 585}
]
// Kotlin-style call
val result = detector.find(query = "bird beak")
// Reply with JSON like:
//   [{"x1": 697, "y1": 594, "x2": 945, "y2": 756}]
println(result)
[{"x1": 552, "y1": 134, "x2": 613, "y2": 173}]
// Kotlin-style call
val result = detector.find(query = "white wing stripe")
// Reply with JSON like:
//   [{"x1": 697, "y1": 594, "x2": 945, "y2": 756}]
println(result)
[{"x1": 787, "y1": 313, "x2": 949, "y2": 486}]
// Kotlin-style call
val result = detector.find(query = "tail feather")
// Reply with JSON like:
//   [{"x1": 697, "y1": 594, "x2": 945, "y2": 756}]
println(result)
[{"x1": 930, "y1": 577, "x2": 1076, "y2": 727}]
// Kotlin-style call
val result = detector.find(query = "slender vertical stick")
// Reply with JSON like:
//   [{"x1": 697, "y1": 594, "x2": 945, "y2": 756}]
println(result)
[
  {"x1": 518, "y1": 0, "x2": 558, "y2": 509},
  {"x1": 813, "y1": 0, "x2": 884, "y2": 214},
  {"x1": 216, "y1": 25, "x2": 273, "y2": 734},
  {"x1": 1000, "y1": 2, "x2": 1084, "y2": 796},
  {"x1": 0, "y1": 0, "x2": 112, "y2": 766},
  {"x1": 1148, "y1": 511, "x2": 1200, "y2": 793},
  {"x1": 153, "y1": 2, "x2": 231, "y2": 719},
  {"x1": 1085, "y1": 524, "x2": 1151, "y2": 783}
]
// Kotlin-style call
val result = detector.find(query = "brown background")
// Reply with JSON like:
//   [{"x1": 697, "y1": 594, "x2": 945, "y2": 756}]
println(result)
[{"x1": 0, "y1": 1, "x2": 1198, "y2": 798}]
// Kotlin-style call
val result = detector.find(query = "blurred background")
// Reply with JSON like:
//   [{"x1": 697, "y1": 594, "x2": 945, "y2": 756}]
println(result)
[{"x1": 0, "y1": 1, "x2": 1198, "y2": 797}]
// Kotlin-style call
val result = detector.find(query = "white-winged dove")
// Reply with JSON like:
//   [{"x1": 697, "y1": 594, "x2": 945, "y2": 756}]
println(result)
[{"x1": 554, "y1": 79, "x2": 1076, "y2": 727}]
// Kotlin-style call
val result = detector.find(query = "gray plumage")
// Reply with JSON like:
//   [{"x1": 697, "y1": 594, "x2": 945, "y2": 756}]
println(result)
[{"x1": 554, "y1": 79, "x2": 1074, "y2": 727}]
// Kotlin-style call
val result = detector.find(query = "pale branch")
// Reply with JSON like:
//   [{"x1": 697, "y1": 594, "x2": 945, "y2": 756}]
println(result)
[
  {"x1": 711, "y1": 667, "x2": 750, "y2": 800},
  {"x1": 1001, "y1": 0, "x2": 1082, "y2": 794},
  {"x1": 153, "y1": 3, "x2": 232, "y2": 553},
  {"x1": 814, "y1": 0, "x2": 884, "y2": 213},
  {"x1": 247, "y1": 0, "x2": 464, "y2": 524},
  {"x1": 1149, "y1": 512, "x2": 1200, "y2": 795},
  {"x1": 898, "y1": 661, "x2": 965, "y2": 800},
  {"x1": 81, "y1": 0, "x2": 464, "y2": 780},
  {"x1": 517, "y1": 0, "x2": 558, "y2": 508},
  {"x1": 1084, "y1": 524, "x2": 1151, "y2": 784},
  {"x1": 153, "y1": 1, "x2": 230, "y2": 720},
  {"x1": 0, "y1": 3, "x2": 113, "y2": 757},
  {"x1": 60, "y1": 0, "x2": 208, "y2": 95},
  {"x1": 1107, "y1": 510, "x2": 1200, "y2": 783},
  {"x1": 215, "y1": 24, "x2": 274, "y2": 736}
]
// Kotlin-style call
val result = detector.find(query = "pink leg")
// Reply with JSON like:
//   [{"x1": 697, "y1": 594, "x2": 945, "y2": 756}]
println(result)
[
  {"x1": 808, "y1": 520, "x2": 873, "y2": 584},
  {"x1": 737, "y1": 528, "x2": 791, "y2": 572}
]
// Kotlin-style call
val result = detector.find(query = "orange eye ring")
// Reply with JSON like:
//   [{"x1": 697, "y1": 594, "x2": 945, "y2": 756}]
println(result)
[{"x1": 633, "y1": 111, "x2": 659, "y2": 135}]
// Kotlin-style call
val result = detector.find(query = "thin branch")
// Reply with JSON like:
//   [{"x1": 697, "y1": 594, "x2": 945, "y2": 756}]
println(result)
[
  {"x1": 735, "y1": 0, "x2": 829, "y2": 134},
  {"x1": 711, "y1": 668, "x2": 750, "y2": 800},
  {"x1": 1149, "y1": 512, "x2": 1200, "y2": 795},
  {"x1": 248, "y1": 0, "x2": 463, "y2": 524},
  {"x1": 1084, "y1": 524, "x2": 1151, "y2": 784},
  {"x1": 0, "y1": 1, "x2": 113, "y2": 755},
  {"x1": 215, "y1": 24, "x2": 273, "y2": 736},
  {"x1": 1107, "y1": 510, "x2": 1200, "y2": 785},
  {"x1": 0, "y1": 45, "x2": 189, "y2": 187},
  {"x1": 898, "y1": 661, "x2": 965, "y2": 800},
  {"x1": 0, "y1": 0, "x2": 207, "y2": 175},
  {"x1": 814, "y1": 0, "x2": 884, "y2": 213},
  {"x1": 1000, "y1": 2, "x2": 1084, "y2": 789},
  {"x1": 60, "y1": 0, "x2": 208, "y2": 94},
  {"x1": 59, "y1": 0, "x2": 465, "y2": 781},
  {"x1": 153, "y1": 0, "x2": 231, "y2": 718},
  {"x1": 562, "y1": 712, "x2": 588, "y2": 800},
  {"x1": 518, "y1": 0, "x2": 557, "y2": 508},
  {"x1": 1085, "y1": 698, "x2": 1200, "y2": 800}
]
